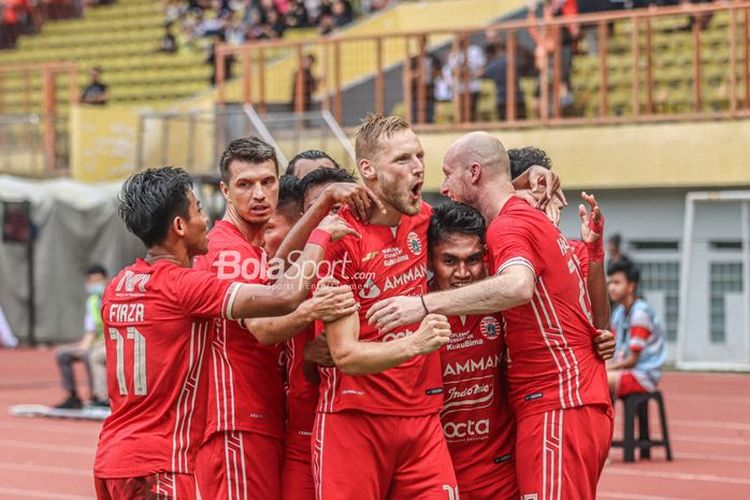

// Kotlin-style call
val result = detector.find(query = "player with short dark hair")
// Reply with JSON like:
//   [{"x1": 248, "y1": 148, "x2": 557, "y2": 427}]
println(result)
[
  {"x1": 507, "y1": 145, "x2": 553, "y2": 180},
  {"x1": 262, "y1": 174, "x2": 303, "y2": 259},
  {"x1": 94, "y1": 166, "x2": 355, "y2": 500},
  {"x1": 286, "y1": 149, "x2": 341, "y2": 178},
  {"x1": 606, "y1": 261, "x2": 667, "y2": 399},
  {"x1": 298, "y1": 167, "x2": 358, "y2": 212},
  {"x1": 428, "y1": 201, "x2": 519, "y2": 499},
  {"x1": 368, "y1": 131, "x2": 613, "y2": 500},
  {"x1": 193, "y1": 137, "x2": 360, "y2": 500}
]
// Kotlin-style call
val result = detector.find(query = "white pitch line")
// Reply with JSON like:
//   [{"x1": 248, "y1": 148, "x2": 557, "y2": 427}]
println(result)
[
  {"x1": 599, "y1": 492, "x2": 689, "y2": 500},
  {"x1": 674, "y1": 451, "x2": 750, "y2": 463},
  {"x1": 670, "y1": 419, "x2": 750, "y2": 431},
  {"x1": 0, "y1": 487, "x2": 93, "y2": 500},
  {"x1": 671, "y1": 435, "x2": 750, "y2": 446},
  {"x1": 605, "y1": 467, "x2": 750, "y2": 486}
]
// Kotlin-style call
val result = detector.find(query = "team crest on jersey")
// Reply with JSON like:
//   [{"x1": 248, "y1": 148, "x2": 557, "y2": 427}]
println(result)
[
  {"x1": 480, "y1": 316, "x2": 500, "y2": 340},
  {"x1": 358, "y1": 277, "x2": 381, "y2": 299},
  {"x1": 406, "y1": 231, "x2": 422, "y2": 255}
]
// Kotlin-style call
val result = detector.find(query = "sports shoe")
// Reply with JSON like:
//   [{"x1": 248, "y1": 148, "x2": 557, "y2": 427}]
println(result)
[
  {"x1": 54, "y1": 395, "x2": 83, "y2": 410},
  {"x1": 89, "y1": 398, "x2": 110, "y2": 408}
]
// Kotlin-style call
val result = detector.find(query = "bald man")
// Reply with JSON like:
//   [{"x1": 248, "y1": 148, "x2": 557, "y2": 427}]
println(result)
[{"x1": 368, "y1": 131, "x2": 613, "y2": 500}]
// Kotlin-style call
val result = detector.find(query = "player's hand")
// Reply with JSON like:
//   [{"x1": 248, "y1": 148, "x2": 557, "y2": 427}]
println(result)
[
  {"x1": 316, "y1": 214, "x2": 361, "y2": 241},
  {"x1": 579, "y1": 191, "x2": 605, "y2": 244},
  {"x1": 407, "y1": 314, "x2": 452, "y2": 356},
  {"x1": 311, "y1": 278, "x2": 359, "y2": 323},
  {"x1": 366, "y1": 295, "x2": 427, "y2": 333},
  {"x1": 323, "y1": 182, "x2": 386, "y2": 221},
  {"x1": 594, "y1": 329, "x2": 616, "y2": 361},
  {"x1": 512, "y1": 165, "x2": 566, "y2": 210},
  {"x1": 303, "y1": 334, "x2": 334, "y2": 366}
]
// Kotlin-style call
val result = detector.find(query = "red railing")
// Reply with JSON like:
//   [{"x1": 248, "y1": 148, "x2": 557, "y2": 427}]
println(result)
[{"x1": 215, "y1": 1, "x2": 750, "y2": 129}]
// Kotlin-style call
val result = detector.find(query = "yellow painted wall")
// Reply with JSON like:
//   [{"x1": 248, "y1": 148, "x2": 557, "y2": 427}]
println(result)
[{"x1": 417, "y1": 119, "x2": 750, "y2": 191}]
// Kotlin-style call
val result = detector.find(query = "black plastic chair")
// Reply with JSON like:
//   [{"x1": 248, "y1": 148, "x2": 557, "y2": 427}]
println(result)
[{"x1": 611, "y1": 390, "x2": 673, "y2": 463}]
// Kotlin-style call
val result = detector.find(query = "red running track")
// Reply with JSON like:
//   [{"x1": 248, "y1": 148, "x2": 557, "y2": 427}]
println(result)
[{"x1": 1, "y1": 348, "x2": 749, "y2": 499}]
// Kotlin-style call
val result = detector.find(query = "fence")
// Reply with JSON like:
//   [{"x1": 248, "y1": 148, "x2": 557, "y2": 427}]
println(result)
[{"x1": 215, "y1": 1, "x2": 750, "y2": 129}]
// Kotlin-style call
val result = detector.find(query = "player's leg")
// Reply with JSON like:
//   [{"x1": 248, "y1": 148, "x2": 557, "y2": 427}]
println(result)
[
  {"x1": 195, "y1": 430, "x2": 283, "y2": 500},
  {"x1": 388, "y1": 414, "x2": 458, "y2": 500},
  {"x1": 282, "y1": 434, "x2": 315, "y2": 500},
  {"x1": 312, "y1": 411, "x2": 395, "y2": 500},
  {"x1": 515, "y1": 406, "x2": 613, "y2": 500},
  {"x1": 87, "y1": 342, "x2": 108, "y2": 404},
  {"x1": 94, "y1": 473, "x2": 197, "y2": 499},
  {"x1": 607, "y1": 370, "x2": 619, "y2": 400}
]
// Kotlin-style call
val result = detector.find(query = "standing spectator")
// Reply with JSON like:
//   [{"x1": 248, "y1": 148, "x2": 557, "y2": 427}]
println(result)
[
  {"x1": 446, "y1": 40, "x2": 486, "y2": 122},
  {"x1": 318, "y1": 12, "x2": 334, "y2": 35},
  {"x1": 267, "y1": 7, "x2": 286, "y2": 37},
  {"x1": 408, "y1": 53, "x2": 437, "y2": 124},
  {"x1": 0, "y1": 303, "x2": 19, "y2": 348},
  {"x1": 331, "y1": 0, "x2": 351, "y2": 27},
  {"x1": 291, "y1": 53, "x2": 319, "y2": 112},
  {"x1": 80, "y1": 67, "x2": 108, "y2": 106},
  {"x1": 206, "y1": 34, "x2": 234, "y2": 84},
  {"x1": 53, "y1": 265, "x2": 109, "y2": 409},
  {"x1": 606, "y1": 233, "x2": 632, "y2": 274},
  {"x1": 482, "y1": 38, "x2": 527, "y2": 120},
  {"x1": 606, "y1": 261, "x2": 667, "y2": 399},
  {"x1": 157, "y1": 23, "x2": 178, "y2": 53},
  {"x1": 286, "y1": 0, "x2": 310, "y2": 27}
]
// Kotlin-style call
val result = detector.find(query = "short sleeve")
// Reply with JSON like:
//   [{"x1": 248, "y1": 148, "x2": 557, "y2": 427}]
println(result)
[
  {"x1": 628, "y1": 326, "x2": 651, "y2": 353},
  {"x1": 173, "y1": 268, "x2": 239, "y2": 320},
  {"x1": 630, "y1": 308, "x2": 654, "y2": 331},
  {"x1": 321, "y1": 234, "x2": 360, "y2": 288},
  {"x1": 487, "y1": 218, "x2": 542, "y2": 277}
]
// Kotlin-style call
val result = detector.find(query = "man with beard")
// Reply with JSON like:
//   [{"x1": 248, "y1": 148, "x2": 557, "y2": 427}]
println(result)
[{"x1": 368, "y1": 131, "x2": 613, "y2": 500}]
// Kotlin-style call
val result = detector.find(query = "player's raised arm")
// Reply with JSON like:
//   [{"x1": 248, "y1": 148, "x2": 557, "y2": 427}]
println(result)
[
  {"x1": 274, "y1": 181, "x2": 384, "y2": 265},
  {"x1": 231, "y1": 214, "x2": 359, "y2": 319},
  {"x1": 579, "y1": 191, "x2": 611, "y2": 330},
  {"x1": 326, "y1": 312, "x2": 451, "y2": 376},
  {"x1": 367, "y1": 264, "x2": 535, "y2": 333}
]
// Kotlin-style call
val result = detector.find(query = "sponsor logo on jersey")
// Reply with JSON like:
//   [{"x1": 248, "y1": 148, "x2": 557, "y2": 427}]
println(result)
[
  {"x1": 382, "y1": 247, "x2": 409, "y2": 267},
  {"x1": 524, "y1": 392, "x2": 544, "y2": 401},
  {"x1": 358, "y1": 277, "x2": 381, "y2": 299},
  {"x1": 381, "y1": 329, "x2": 414, "y2": 342},
  {"x1": 362, "y1": 250, "x2": 379, "y2": 262},
  {"x1": 383, "y1": 263, "x2": 427, "y2": 291},
  {"x1": 115, "y1": 270, "x2": 150, "y2": 294},
  {"x1": 441, "y1": 378, "x2": 495, "y2": 416},
  {"x1": 341, "y1": 389, "x2": 366, "y2": 396},
  {"x1": 480, "y1": 316, "x2": 501, "y2": 340},
  {"x1": 494, "y1": 453, "x2": 513, "y2": 464},
  {"x1": 406, "y1": 231, "x2": 422, "y2": 255},
  {"x1": 443, "y1": 354, "x2": 501, "y2": 377},
  {"x1": 425, "y1": 387, "x2": 444, "y2": 396},
  {"x1": 442, "y1": 419, "x2": 490, "y2": 439}
]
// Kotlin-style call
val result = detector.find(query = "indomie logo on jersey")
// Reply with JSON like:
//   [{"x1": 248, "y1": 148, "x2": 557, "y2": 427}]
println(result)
[
  {"x1": 383, "y1": 263, "x2": 427, "y2": 291},
  {"x1": 480, "y1": 316, "x2": 501, "y2": 340},
  {"x1": 443, "y1": 354, "x2": 501, "y2": 377},
  {"x1": 406, "y1": 231, "x2": 422, "y2": 255},
  {"x1": 115, "y1": 270, "x2": 150, "y2": 294}
]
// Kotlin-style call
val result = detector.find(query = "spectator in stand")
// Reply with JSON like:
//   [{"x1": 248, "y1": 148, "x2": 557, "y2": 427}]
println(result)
[
  {"x1": 267, "y1": 7, "x2": 286, "y2": 37},
  {"x1": 53, "y1": 265, "x2": 109, "y2": 409},
  {"x1": 291, "y1": 53, "x2": 319, "y2": 112},
  {"x1": 206, "y1": 33, "x2": 234, "y2": 84},
  {"x1": 286, "y1": 0, "x2": 310, "y2": 28},
  {"x1": 408, "y1": 52, "x2": 437, "y2": 124},
  {"x1": 80, "y1": 67, "x2": 108, "y2": 106},
  {"x1": 331, "y1": 0, "x2": 351, "y2": 26},
  {"x1": 318, "y1": 12, "x2": 334, "y2": 35},
  {"x1": 157, "y1": 23, "x2": 178, "y2": 53},
  {"x1": 606, "y1": 261, "x2": 667, "y2": 400},
  {"x1": 482, "y1": 37, "x2": 527, "y2": 120}
]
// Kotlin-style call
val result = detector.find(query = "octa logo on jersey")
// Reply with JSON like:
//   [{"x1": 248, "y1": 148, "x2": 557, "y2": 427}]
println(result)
[{"x1": 442, "y1": 419, "x2": 490, "y2": 439}]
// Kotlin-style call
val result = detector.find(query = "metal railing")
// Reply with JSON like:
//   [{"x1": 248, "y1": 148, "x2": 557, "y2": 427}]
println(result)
[
  {"x1": 214, "y1": 1, "x2": 750, "y2": 129},
  {"x1": 0, "y1": 62, "x2": 79, "y2": 172}
]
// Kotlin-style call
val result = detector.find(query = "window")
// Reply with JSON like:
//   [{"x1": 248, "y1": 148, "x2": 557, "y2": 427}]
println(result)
[
  {"x1": 637, "y1": 261, "x2": 680, "y2": 342},
  {"x1": 709, "y1": 262, "x2": 743, "y2": 344}
]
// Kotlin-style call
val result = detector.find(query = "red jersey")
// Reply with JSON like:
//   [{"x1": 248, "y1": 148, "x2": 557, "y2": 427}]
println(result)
[
  {"x1": 94, "y1": 259, "x2": 239, "y2": 478},
  {"x1": 569, "y1": 239, "x2": 590, "y2": 280},
  {"x1": 193, "y1": 220, "x2": 285, "y2": 440},
  {"x1": 440, "y1": 313, "x2": 515, "y2": 489},
  {"x1": 284, "y1": 325, "x2": 319, "y2": 459},
  {"x1": 486, "y1": 196, "x2": 611, "y2": 420},
  {"x1": 317, "y1": 202, "x2": 444, "y2": 416}
]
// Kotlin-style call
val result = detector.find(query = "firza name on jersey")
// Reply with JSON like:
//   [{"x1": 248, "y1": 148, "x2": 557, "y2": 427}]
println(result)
[{"x1": 108, "y1": 303, "x2": 145, "y2": 323}]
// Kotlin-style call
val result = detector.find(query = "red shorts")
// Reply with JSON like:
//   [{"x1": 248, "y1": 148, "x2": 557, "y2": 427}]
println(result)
[
  {"x1": 515, "y1": 405, "x2": 613, "y2": 500},
  {"x1": 312, "y1": 411, "x2": 457, "y2": 500},
  {"x1": 282, "y1": 436, "x2": 315, "y2": 500},
  {"x1": 195, "y1": 430, "x2": 283, "y2": 500},
  {"x1": 95, "y1": 472, "x2": 196, "y2": 499},
  {"x1": 616, "y1": 370, "x2": 653, "y2": 397},
  {"x1": 458, "y1": 467, "x2": 519, "y2": 500}
]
